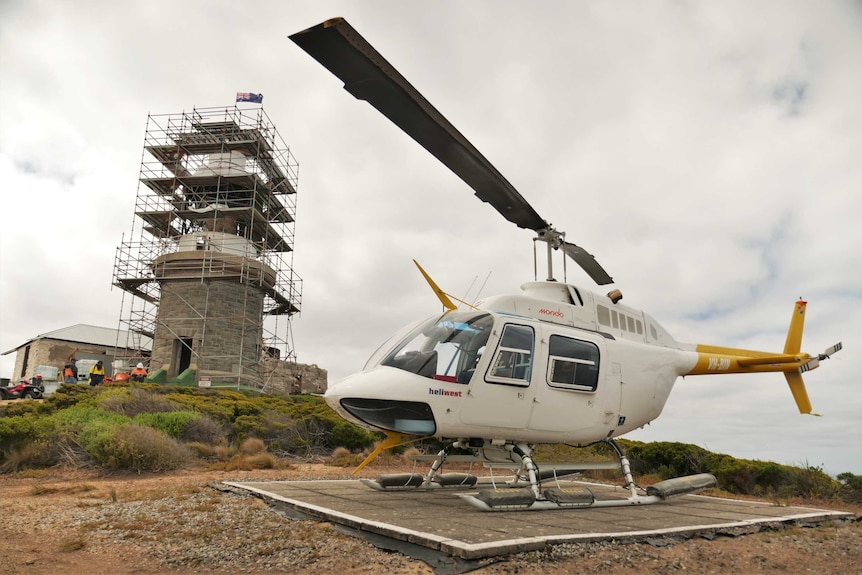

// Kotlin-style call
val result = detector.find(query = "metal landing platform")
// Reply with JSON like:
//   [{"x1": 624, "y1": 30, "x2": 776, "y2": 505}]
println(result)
[{"x1": 226, "y1": 479, "x2": 854, "y2": 561}]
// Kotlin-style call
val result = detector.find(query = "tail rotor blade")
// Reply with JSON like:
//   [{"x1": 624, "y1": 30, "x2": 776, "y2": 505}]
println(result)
[{"x1": 819, "y1": 342, "x2": 843, "y2": 360}]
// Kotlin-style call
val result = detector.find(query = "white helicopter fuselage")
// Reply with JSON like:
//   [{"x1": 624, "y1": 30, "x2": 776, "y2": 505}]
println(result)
[{"x1": 326, "y1": 281, "x2": 700, "y2": 444}]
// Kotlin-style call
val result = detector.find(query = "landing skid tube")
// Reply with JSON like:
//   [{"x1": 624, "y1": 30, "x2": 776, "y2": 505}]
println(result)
[
  {"x1": 361, "y1": 472, "x2": 478, "y2": 491},
  {"x1": 364, "y1": 439, "x2": 717, "y2": 511},
  {"x1": 362, "y1": 451, "x2": 482, "y2": 491}
]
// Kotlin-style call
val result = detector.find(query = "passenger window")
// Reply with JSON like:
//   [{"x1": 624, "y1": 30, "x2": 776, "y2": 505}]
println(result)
[
  {"x1": 547, "y1": 335, "x2": 600, "y2": 392},
  {"x1": 636, "y1": 320, "x2": 643, "y2": 335},
  {"x1": 487, "y1": 324, "x2": 534, "y2": 386},
  {"x1": 627, "y1": 316, "x2": 636, "y2": 332},
  {"x1": 597, "y1": 305, "x2": 611, "y2": 327},
  {"x1": 611, "y1": 310, "x2": 619, "y2": 329}
]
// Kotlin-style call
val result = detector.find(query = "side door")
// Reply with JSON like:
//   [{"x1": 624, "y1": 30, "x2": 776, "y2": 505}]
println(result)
[
  {"x1": 529, "y1": 327, "x2": 621, "y2": 437},
  {"x1": 458, "y1": 322, "x2": 536, "y2": 429}
]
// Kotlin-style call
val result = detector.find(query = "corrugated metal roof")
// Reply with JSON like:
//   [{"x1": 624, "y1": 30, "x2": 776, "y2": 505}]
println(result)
[{"x1": 1, "y1": 324, "x2": 152, "y2": 355}]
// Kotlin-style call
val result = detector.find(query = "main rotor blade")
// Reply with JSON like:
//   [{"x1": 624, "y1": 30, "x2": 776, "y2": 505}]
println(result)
[
  {"x1": 290, "y1": 17, "x2": 548, "y2": 232},
  {"x1": 560, "y1": 241, "x2": 614, "y2": 285}
]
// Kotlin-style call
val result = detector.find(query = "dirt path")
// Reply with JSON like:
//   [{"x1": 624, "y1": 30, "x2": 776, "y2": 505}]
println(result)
[{"x1": 0, "y1": 465, "x2": 859, "y2": 574}]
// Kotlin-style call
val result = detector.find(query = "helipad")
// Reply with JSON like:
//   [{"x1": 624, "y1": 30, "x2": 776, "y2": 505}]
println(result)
[{"x1": 225, "y1": 478, "x2": 853, "y2": 564}]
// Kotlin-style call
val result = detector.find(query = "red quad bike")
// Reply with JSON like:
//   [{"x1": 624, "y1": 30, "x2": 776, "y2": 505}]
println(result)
[{"x1": 1, "y1": 376, "x2": 45, "y2": 400}]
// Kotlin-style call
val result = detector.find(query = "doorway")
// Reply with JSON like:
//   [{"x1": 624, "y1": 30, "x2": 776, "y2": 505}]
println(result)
[{"x1": 172, "y1": 338, "x2": 194, "y2": 377}]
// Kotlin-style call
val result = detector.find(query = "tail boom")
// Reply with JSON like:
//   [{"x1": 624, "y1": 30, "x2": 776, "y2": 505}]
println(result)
[
  {"x1": 687, "y1": 345, "x2": 812, "y2": 376},
  {"x1": 684, "y1": 299, "x2": 839, "y2": 416}
]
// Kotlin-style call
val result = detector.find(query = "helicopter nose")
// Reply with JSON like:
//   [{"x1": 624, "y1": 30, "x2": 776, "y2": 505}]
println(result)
[{"x1": 339, "y1": 397, "x2": 436, "y2": 435}]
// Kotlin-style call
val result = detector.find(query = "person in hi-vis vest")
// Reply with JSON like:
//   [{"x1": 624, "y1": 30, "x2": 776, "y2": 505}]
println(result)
[{"x1": 63, "y1": 359, "x2": 78, "y2": 384}]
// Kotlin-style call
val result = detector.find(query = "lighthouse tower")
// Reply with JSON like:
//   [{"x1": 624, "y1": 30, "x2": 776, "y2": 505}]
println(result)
[{"x1": 113, "y1": 106, "x2": 301, "y2": 388}]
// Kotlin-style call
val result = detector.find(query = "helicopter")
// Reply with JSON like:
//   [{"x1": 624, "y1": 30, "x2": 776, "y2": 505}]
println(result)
[{"x1": 289, "y1": 18, "x2": 843, "y2": 511}]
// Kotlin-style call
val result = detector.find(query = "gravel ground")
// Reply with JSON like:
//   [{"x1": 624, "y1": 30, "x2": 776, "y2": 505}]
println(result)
[{"x1": 1, "y1": 464, "x2": 859, "y2": 574}]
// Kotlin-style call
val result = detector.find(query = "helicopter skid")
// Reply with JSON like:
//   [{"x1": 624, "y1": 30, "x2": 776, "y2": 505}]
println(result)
[
  {"x1": 362, "y1": 472, "x2": 479, "y2": 491},
  {"x1": 459, "y1": 491, "x2": 665, "y2": 511}
]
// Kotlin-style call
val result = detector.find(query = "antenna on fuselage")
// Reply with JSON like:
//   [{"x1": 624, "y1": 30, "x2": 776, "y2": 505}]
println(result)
[{"x1": 472, "y1": 270, "x2": 492, "y2": 306}]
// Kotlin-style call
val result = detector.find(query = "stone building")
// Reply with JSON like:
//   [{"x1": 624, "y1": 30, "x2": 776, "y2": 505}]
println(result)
[
  {"x1": 1, "y1": 324, "x2": 151, "y2": 383},
  {"x1": 1, "y1": 323, "x2": 328, "y2": 394},
  {"x1": 112, "y1": 106, "x2": 303, "y2": 388},
  {"x1": 260, "y1": 357, "x2": 328, "y2": 395}
]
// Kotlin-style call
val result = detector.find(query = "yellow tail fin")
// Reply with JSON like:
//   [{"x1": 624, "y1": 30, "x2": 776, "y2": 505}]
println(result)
[
  {"x1": 782, "y1": 300, "x2": 821, "y2": 415},
  {"x1": 784, "y1": 371, "x2": 820, "y2": 416},
  {"x1": 784, "y1": 299, "x2": 807, "y2": 354}
]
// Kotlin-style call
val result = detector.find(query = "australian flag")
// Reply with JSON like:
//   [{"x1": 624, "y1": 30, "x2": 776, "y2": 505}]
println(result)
[{"x1": 236, "y1": 92, "x2": 263, "y2": 104}]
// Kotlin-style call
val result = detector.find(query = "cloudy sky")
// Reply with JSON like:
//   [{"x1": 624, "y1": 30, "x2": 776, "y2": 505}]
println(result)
[{"x1": 1, "y1": 1, "x2": 860, "y2": 475}]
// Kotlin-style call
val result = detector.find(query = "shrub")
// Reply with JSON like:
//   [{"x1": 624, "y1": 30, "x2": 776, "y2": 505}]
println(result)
[
  {"x1": 100, "y1": 388, "x2": 179, "y2": 417},
  {"x1": 0, "y1": 442, "x2": 53, "y2": 473},
  {"x1": 244, "y1": 452, "x2": 276, "y2": 469},
  {"x1": 178, "y1": 413, "x2": 228, "y2": 444},
  {"x1": 240, "y1": 437, "x2": 266, "y2": 455},
  {"x1": 837, "y1": 472, "x2": 862, "y2": 504},
  {"x1": 52, "y1": 434, "x2": 93, "y2": 468},
  {"x1": 232, "y1": 410, "x2": 328, "y2": 454},
  {"x1": 837, "y1": 471, "x2": 862, "y2": 490},
  {"x1": 83, "y1": 423, "x2": 191, "y2": 472},
  {"x1": 0, "y1": 415, "x2": 57, "y2": 455},
  {"x1": 134, "y1": 411, "x2": 199, "y2": 439},
  {"x1": 784, "y1": 463, "x2": 839, "y2": 499},
  {"x1": 0, "y1": 399, "x2": 52, "y2": 418},
  {"x1": 232, "y1": 413, "x2": 272, "y2": 442},
  {"x1": 187, "y1": 442, "x2": 215, "y2": 457},
  {"x1": 51, "y1": 405, "x2": 130, "y2": 430},
  {"x1": 625, "y1": 441, "x2": 710, "y2": 478},
  {"x1": 330, "y1": 420, "x2": 377, "y2": 452},
  {"x1": 331, "y1": 446, "x2": 352, "y2": 463},
  {"x1": 44, "y1": 383, "x2": 98, "y2": 410},
  {"x1": 213, "y1": 445, "x2": 232, "y2": 460},
  {"x1": 162, "y1": 387, "x2": 263, "y2": 415}
]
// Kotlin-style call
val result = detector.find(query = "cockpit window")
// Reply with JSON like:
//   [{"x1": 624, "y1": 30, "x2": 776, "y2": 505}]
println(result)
[{"x1": 379, "y1": 311, "x2": 493, "y2": 383}]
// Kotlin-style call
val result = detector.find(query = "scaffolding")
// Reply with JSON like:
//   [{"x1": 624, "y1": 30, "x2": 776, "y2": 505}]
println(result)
[{"x1": 112, "y1": 105, "x2": 302, "y2": 389}]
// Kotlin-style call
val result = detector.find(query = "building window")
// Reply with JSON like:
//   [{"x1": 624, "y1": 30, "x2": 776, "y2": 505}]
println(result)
[{"x1": 20, "y1": 344, "x2": 30, "y2": 378}]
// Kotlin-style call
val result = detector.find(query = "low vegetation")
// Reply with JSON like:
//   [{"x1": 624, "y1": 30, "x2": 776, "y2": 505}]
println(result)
[
  {"x1": 0, "y1": 383, "x2": 377, "y2": 474},
  {"x1": 1, "y1": 383, "x2": 860, "y2": 505}
]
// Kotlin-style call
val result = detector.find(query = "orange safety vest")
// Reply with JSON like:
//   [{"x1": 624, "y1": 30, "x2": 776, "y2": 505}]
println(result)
[{"x1": 64, "y1": 367, "x2": 74, "y2": 377}]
